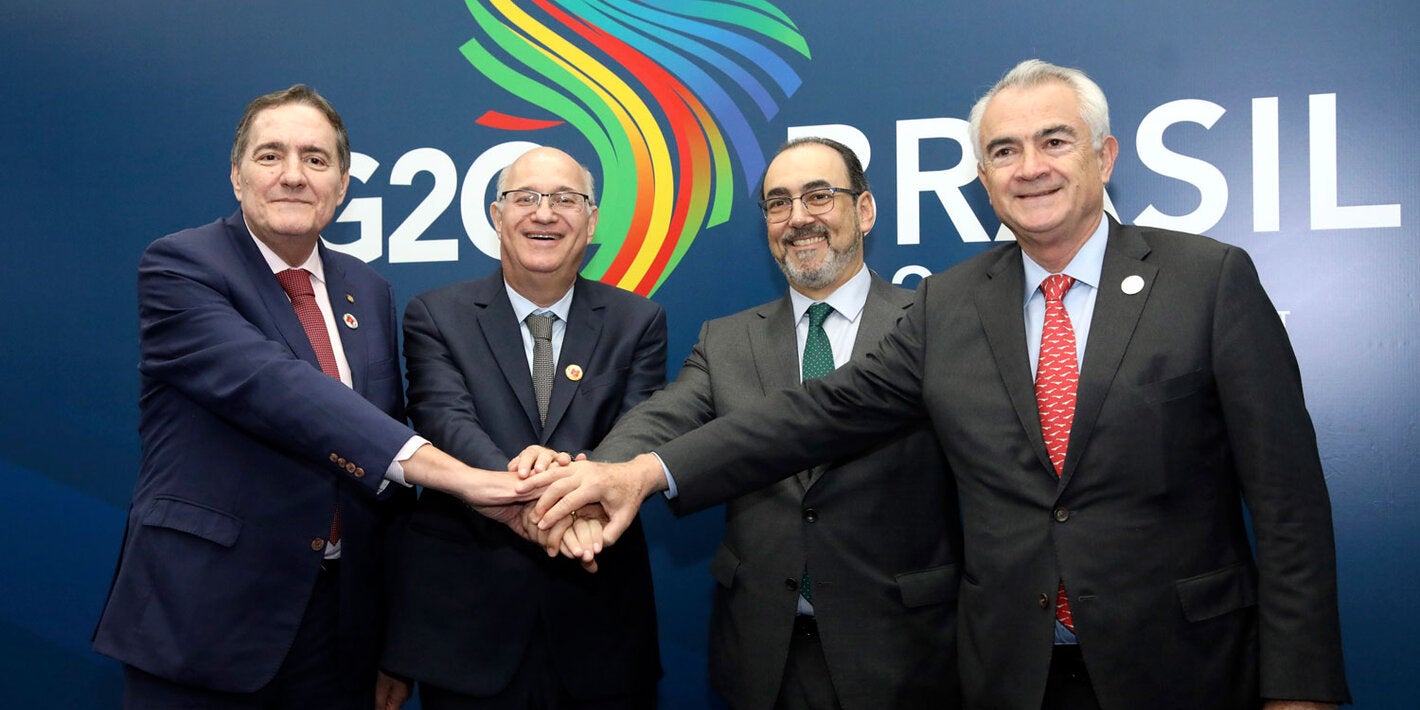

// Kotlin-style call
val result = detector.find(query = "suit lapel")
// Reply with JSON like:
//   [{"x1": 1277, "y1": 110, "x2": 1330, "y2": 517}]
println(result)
[
  {"x1": 226, "y1": 214, "x2": 328, "y2": 376},
  {"x1": 318, "y1": 245, "x2": 367, "y2": 393},
  {"x1": 474, "y1": 276, "x2": 544, "y2": 432},
  {"x1": 853, "y1": 274, "x2": 908, "y2": 359},
  {"x1": 745, "y1": 295, "x2": 815, "y2": 489},
  {"x1": 976, "y1": 247, "x2": 1059, "y2": 479},
  {"x1": 543, "y1": 278, "x2": 598, "y2": 441},
  {"x1": 1059, "y1": 220, "x2": 1155, "y2": 489}
]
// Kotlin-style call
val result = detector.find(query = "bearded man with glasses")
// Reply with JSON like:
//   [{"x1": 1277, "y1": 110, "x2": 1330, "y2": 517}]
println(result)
[
  {"x1": 517, "y1": 137, "x2": 962, "y2": 709},
  {"x1": 382, "y1": 146, "x2": 664, "y2": 709}
]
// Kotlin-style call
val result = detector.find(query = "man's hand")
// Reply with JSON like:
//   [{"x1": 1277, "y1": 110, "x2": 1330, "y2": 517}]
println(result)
[
  {"x1": 522, "y1": 502, "x2": 608, "y2": 573},
  {"x1": 509, "y1": 444, "x2": 573, "y2": 478},
  {"x1": 375, "y1": 670, "x2": 411, "y2": 710},
  {"x1": 403, "y1": 444, "x2": 542, "y2": 507},
  {"x1": 521, "y1": 453, "x2": 668, "y2": 545}
]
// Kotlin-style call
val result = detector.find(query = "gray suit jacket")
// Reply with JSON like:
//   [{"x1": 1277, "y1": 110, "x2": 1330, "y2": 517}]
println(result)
[
  {"x1": 596, "y1": 273, "x2": 962, "y2": 709},
  {"x1": 654, "y1": 221, "x2": 1349, "y2": 709}
]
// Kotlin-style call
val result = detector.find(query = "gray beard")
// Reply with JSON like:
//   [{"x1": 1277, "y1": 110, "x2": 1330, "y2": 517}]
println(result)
[{"x1": 776, "y1": 229, "x2": 863, "y2": 291}]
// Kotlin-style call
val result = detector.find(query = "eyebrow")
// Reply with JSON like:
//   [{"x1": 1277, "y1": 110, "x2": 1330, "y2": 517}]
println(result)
[{"x1": 765, "y1": 178, "x2": 832, "y2": 197}]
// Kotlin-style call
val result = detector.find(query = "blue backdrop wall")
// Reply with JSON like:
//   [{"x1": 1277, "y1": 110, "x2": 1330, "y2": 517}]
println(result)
[{"x1": 3, "y1": 1, "x2": 1416, "y2": 706}]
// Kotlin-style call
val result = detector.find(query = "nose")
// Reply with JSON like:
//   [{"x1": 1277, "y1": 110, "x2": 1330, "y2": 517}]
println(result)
[
  {"x1": 1017, "y1": 146, "x2": 1048, "y2": 180},
  {"x1": 786, "y1": 196, "x2": 816, "y2": 226},
  {"x1": 530, "y1": 195, "x2": 558, "y2": 222},
  {"x1": 279, "y1": 155, "x2": 307, "y2": 187}
]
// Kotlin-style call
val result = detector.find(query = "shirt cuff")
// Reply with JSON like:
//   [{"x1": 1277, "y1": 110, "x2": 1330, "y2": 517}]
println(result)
[
  {"x1": 383, "y1": 435, "x2": 429, "y2": 488},
  {"x1": 653, "y1": 451, "x2": 678, "y2": 499}
]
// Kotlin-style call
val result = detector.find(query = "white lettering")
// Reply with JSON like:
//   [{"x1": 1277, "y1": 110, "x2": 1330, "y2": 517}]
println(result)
[
  {"x1": 1309, "y1": 93, "x2": 1401, "y2": 230},
  {"x1": 1134, "y1": 99, "x2": 1229, "y2": 234}
]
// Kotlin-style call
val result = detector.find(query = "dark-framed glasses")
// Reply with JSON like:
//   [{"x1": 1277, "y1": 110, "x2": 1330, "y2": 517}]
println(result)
[
  {"x1": 759, "y1": 187, "x2": 860, "y2": 223},
  {"x1": 499, "y1": 190, "x2": 592, "y2": 211}
]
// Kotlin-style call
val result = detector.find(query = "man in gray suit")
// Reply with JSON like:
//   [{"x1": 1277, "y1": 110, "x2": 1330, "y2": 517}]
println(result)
[
  {"x1": 527, "y1": 138, "x2": 961, "y2": 709},
  {"x1": 526, "y1": 61, "x2": 1349, "y2": 709}
]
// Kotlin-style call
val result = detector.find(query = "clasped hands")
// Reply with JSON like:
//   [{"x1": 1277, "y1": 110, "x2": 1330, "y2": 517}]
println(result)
[{"x1": 502, "y1": 446, "x2": 669, "y2": 570}]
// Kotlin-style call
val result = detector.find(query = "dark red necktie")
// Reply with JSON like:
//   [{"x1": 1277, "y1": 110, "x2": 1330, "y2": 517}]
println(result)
[
  {"x1": 276, "y1": 268, "x2": 342, "y2": 545},
  {"x1": 1035, "y1": 274, "x2": 1077, "y2": 631}
]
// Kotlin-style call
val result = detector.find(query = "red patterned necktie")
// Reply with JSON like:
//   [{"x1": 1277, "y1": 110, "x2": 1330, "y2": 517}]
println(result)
[
  {"x1": 1035, "y1": 273, "x2": 1077, "y2": 631},
  {"x1": 276, "y1": 268, "x2": 342, "y2": 544}
]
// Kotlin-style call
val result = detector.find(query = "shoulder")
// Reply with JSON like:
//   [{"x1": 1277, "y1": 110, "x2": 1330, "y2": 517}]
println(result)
[
  {"x1": 140, "y1": 213, "x2": 246, "y2": 274},
  {"x1": 577, "y1": 277, "x2": 665, "y2": 319},
  {"x1": 409, "y1": 271, "x2": 501, "y2": 310}
]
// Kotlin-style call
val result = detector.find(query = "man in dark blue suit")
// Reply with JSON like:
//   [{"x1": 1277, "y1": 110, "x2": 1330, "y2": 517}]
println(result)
[
  {"x1": 93, "y1": 85, "x2": 545, "y2": 709},
  {"x1": 381, "y1": 146, "x2": 664, "y2": 709}
]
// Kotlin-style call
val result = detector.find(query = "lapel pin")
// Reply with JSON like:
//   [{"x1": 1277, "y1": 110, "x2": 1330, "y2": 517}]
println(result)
[
  {"x1": 346, "y1": 294, "x2": 355, "y2": 303},
  {"x1": 1121, "y1": 275, "x2": 1145, "y2": 295},
  {"x1": 565, "y1": 364, "x2": 583, "y2": 382},
  {"x1": 343, "y1": 313, "x2": 359, "y2": 329}
]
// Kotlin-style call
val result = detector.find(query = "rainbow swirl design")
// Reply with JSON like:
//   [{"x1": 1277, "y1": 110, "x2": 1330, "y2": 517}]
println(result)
[{"x1": 463, "y1": 0, "x2": 811, "y2": 295}]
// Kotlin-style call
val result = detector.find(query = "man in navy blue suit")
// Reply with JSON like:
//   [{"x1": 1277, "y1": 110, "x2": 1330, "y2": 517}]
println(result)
[
  {"x1": 382, "y1": 146, "x2": 664, "y2": 709},
  {"x1": 93, "y1": 85, "x2": 547, "y2": 709}
]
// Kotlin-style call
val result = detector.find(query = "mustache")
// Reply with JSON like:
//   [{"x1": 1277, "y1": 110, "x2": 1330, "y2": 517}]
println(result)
[{"x1": 782, "y1": 225, "x2": 828, "y2": 244}]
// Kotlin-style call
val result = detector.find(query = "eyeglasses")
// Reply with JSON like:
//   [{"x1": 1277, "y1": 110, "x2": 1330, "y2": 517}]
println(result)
[
  {"x1": 499, "y1": 190, "x2": 592, "y2": 211},
  {"x1": 758, "y1": 187, "x2": 860, "y2": 223}
]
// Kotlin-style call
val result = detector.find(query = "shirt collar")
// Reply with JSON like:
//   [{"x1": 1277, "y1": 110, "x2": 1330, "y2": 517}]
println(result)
[
  {"x1": 1022, "y1": 213, "x2": 1108, "y2": 302},
  {"x1": 245, "y1": 218, "x2": 327, "y2": 286},
  {"x1": 788, "y1": 263, "x2": 871, "y2": 323},
  {"x1": 506, "y1": 280, "x2": 575, "y2": 323}
]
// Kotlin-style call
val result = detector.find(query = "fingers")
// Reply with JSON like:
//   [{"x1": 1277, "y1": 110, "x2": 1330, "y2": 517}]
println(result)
[
  {"x1": 510, "y1": 445, "x2": 571, "y2": 478},
  {"x1": 515, "y1": 461, "x2": 578, "y2": 495},
  {"x1": 533, "y1": 474, "x2": 602, "y2": 530}
]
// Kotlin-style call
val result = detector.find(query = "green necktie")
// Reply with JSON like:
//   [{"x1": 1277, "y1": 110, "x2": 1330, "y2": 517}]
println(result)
[{"x1": 799, "y1": 302, "x2": 834, "y2": 604}]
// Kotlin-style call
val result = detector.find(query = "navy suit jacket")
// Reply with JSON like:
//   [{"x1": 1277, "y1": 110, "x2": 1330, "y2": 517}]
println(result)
[
  {"x1": 93, "y1": 211, "x2": 417, "y2": 694},
  {"x1": 382, "y1": 272, "x2": 664, "y2": 698},
  {"x1": 594, "y1": 274, "x2": 962, "y2": 709},
  {"x1": 654, "y1": 220, "x2": 1349, "y2": 709}
]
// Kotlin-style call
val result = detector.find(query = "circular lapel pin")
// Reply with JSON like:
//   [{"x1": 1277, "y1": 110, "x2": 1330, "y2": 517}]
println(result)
[
  {"x1": 343, "y1": 313, "x2": 359, "y2": 329},
  {"x1": 565, "y1": 364, "x2": 583, "y2": 382},
  {"x1": 1121, "y1": 275, "x2": 1145, "y2": 295}
]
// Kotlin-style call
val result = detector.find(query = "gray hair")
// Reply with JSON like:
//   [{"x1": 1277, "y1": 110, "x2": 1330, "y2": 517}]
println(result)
[{"x1": 967, "y1": 59, "x2": 1110, "y2": 164}]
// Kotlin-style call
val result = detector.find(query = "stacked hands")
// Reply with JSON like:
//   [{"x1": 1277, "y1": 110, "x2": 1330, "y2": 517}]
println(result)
[{"x1": 491, "y1": 446, "x2": 668, "y2": 573}]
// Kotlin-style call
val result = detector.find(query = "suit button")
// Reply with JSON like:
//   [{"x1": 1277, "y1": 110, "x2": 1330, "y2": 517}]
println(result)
[
  {"x1": 354, "y1": 467, "x2": 365, "y2": 478},
  {"x1": 802, "y1": 508, "x2": 818, "y2": 523},
  {"x1": 784, "y1": 578, "x2": 799, "y2": 592},
  {"x1": 311, "y1": 538, "x2": 326, "y2": 551},
  {"x1": 329, "y1": 453, "x2": 339, "y2": 463},
  {"x1": 345, "y1": 462, "x2": 357, "y2": 474},
  {"x1": 1038, "y1": 593, "x2": 1050, "y2": 608},
  {"x1": 1053, "y1": 507, "x2": 1069, "y2": 522}
]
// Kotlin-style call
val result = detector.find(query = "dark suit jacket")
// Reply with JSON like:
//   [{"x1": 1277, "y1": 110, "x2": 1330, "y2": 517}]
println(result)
[
  {"x1": 595, "y1": 274, "x2": 961, "y2": 709},
  {"x1": 93, "y1": 211, "x2": 417, "y2": 696},
  {"x1": 654, "y1": 220, "x2": 1350, "y2": 709},
  {"x1": 383, "y1": 273, "x2": 664, "y2": 698}
]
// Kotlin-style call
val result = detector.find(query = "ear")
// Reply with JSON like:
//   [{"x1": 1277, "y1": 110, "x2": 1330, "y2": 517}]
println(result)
[
  {"x1": 856, "y1": 191, "x2": 876, "y2": 234},
  {"x1": 976, "y1": 162, "x2": 992, "y2": 204},
  {"x1": 584, "y1": 205, "x2": 599, "y2": 244},
  {"x1": 1097, "y1": 135, "x2": 1120, "y2": 184},
  {"x1": 336, "y1": 169, "x2": 350, "y2": 203},
  {"x1": 230, "y1": 163, "x2": 242, "y2": 202}
]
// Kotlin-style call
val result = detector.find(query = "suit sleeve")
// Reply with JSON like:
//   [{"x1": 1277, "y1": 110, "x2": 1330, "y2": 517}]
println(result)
[
  {"x1": 401, "y1": 294, "x2": 517, "y2": 471},
  {"x1": 138, "y1": 235, "x2": 412, "y2": 495},
  {"x1": 1211, "y1": 247, "x2": 1350, "y2": 702},
  {"x1": 656, "y1": 281, "x2": 933, "y2": 508},
  {"x1": 594, "y1": 319, "x2": 716, "y2": 464}
]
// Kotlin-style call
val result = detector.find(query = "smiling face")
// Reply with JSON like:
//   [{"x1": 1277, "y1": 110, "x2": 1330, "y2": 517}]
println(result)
[
  {"x1": 490, "y1": 147, "x2": 597, "y2": 305},
  {"x1": 762, "y1": 142, "x2": 874, "y2": 300},
  {"x1": 230, "y1": 102, "x2": 349, "y2": 263},
  {"x1": 976, "y1": 80, "x2": 1117, "y2": 269}
]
